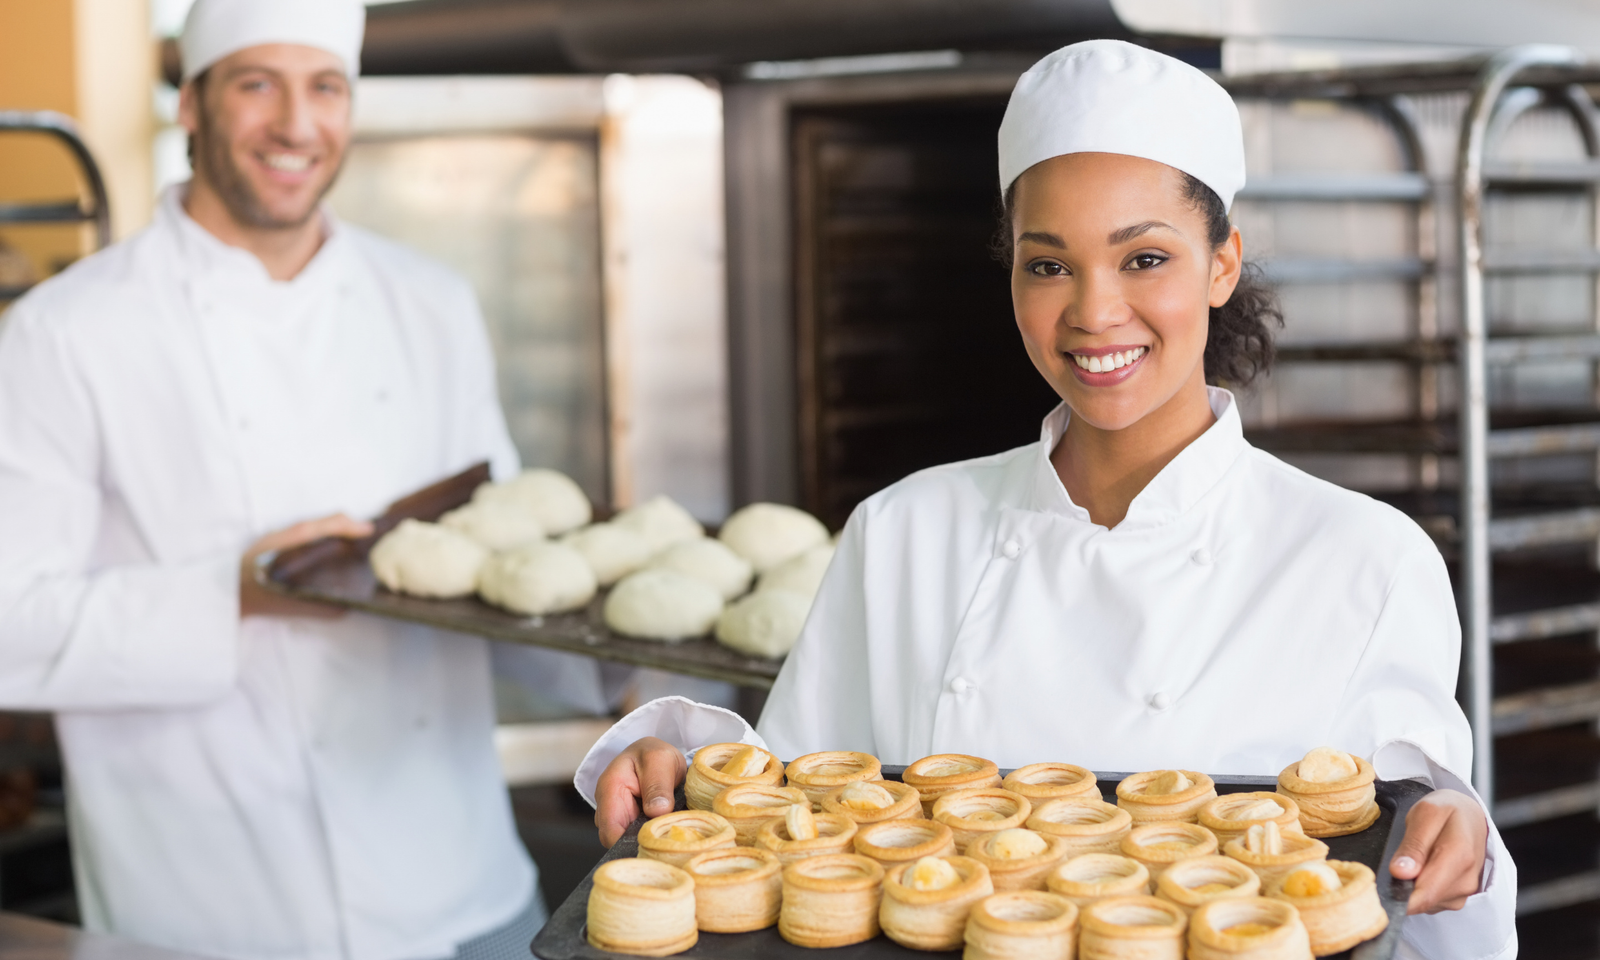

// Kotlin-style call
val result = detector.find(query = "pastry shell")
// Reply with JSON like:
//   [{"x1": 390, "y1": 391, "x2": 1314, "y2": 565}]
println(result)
[
  {"x1": 822, "y1": 779, "x2": 925, "y2": 824},
  {"x1": 854, "y1": 818, "x2": 958, "y2": 867},
  {"x1": 933, "y1": 787, "x2": 1033, "y2": 853},
  {"x1": 903, "y1": 754, "x2": 1003, "y2": 815},
  {"x1": 1079, "y1": 895, "x2": 1188, "y2": 960},
  {"x1": 778, "y1": 853, "x2": 886, "y2": 948},
  {"x1": 1199, "y1": 792, "x2": 1303, "y2": 848},
  {"x1": 1222, "y1": 832, "x2": 1330, "y2": 889},
  {"x1": 1267, "y1": 860, "x2": 1388, "y2": 956},
  {"x1": 1154, "y1": 855, "x2": 1261, "y2": 915},
  {"x1": 1276, "y1": 756, "x2": 1381, "y2": 838},
  {"x1": 1003, "y1": 762, "x2": 1101, "y2": 803},
  {"x1": 756, "y1": 811, "x2": 859, "y2": 863},
  {"x1": 880, "y1": 855, "x2": 995, "y2": 951},
  {"x1": 1027, "y1": 797, "x2": 1135, "y2": 858},
  {"x1": 963, "y1": 890, "x2": 1080, "y2": 960},
  {"x1": 785, "y1": 751, "x2": 884, "y2": 809},
  {"x1": 685, "y1": 742, "x2": 784, "y2": 811},
  {"x1": 713, "y1": 783, "x2": 811, "y2": 846},
  {"x1": 1116, "y1": 770, "x2": 1218, "y2": 824},
  {"x1": 1188, "y1": 896, "x2": 1313, "y2": 960},
  {"x1": 636, "y1": 810, "x2": 738, "y2": 868},
  {"x1": 683, "y1": 846, "x2": 782, "y2": 933},
  {"x1": 1047, "y1": 853, "x2": 1152, "y2": 909},
  {"x1": 1120, "y1": 822, "x2": 1219, "y2": 880},
  {"x1": 586, "y1": 857, "x2": 698, "y2": 956},
  {"x1": 965, "y1": 829, "x2": 1073, "y2": 891}
]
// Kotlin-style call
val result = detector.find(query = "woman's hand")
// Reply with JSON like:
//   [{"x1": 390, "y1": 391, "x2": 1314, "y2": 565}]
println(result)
[
  {"x1": 595, "y1": 737, "x2": 688, "y2": 848},
  {"x1": 1388, "y1": 788, "x2": 1489, "y2": 914}
]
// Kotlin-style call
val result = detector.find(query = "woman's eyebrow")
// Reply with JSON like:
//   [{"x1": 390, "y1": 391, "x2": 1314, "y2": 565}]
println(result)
[
  {"x1": 1108, "y1": 221, "x2": 1176, "y2": 245},
  {"x1": 1017, "y1": 230, "x2": 1066, "y2": 248}
]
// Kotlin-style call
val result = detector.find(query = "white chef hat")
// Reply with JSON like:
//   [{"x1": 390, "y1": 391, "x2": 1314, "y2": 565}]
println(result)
[
  {"x1": 180, "y1": 0, "x2": 367, "y2": 83},
  {"x1": 998, "y1": 40, "x2": 1245, "y2": 210}
]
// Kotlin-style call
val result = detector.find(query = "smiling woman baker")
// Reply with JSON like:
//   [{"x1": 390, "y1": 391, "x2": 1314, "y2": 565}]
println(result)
[{"x1": 581, "y1": 41, "x2": 1516, "y2": 959}]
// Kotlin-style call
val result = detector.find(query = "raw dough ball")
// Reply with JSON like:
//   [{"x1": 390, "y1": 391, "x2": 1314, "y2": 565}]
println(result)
[
  {"x1": 478, "y1": 541, "x2": 597, "y2": 615},
  {"x1": 472, "y1": 469, "x2": 591, "y2": 536},
  {"x1": 648, "y1": 538, "x2": 754, "y2": 601},
  {"x1": 612, "y1": 495, "x2": 704, "y2": 553},
  {"x1": 562, "y1": 522, "x2": 653, "y2": 586},
  {"x1": 370, "y1": 519, "x2": 488, "y2": 598},
  {"x1": 757, "y1": 543, "x2": 835, "y2": 601},
  {"x1": 715, "y1": 589, "x2": 811, "y2": 658},
  {"x1": 439, "y1": 498, "x2": 545, "y2": 551},
  {"x1": 718, "y1": 503, "x2": 829, "y2": 573},
  {"x1": 604, "y1": 570, "x2": 724, "y2": 641}
]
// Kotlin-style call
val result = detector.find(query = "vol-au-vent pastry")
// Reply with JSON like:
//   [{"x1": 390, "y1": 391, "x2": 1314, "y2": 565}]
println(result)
[
  {"x1": 880, "y1": 855, "x2": 995, "y2": 951},
  {"x1": 1003, "y1": 763, "x2": 1100, "y2": 802},
  {"x1": 369, "y1": 519, "x2": 488, "y2": 598},
  {"x1": 963, "y1": 890, "x2": 1080, "y2": 960},
  {"x1": 1268, "y1": 861, "x2": 1387, "y2": 956},
  {"x1": 718, "y1": 502, "x2": 831, "y2": 573},
  {"x1": 1046, "y1": 853, "x2": 1151, "y2": 908},
  {"x1": 903, "y1": 754, "x2": 1003, "y2": 815},
  {"x1": 684, "y1": 742, "x2": 784, "y2": 811},
  {"x1": 1188, "y1": 897, "x2": 1313, "y2": 960},
  {"x1": 683, "y1": 846, "x2": 783, "y2": 933},
  {"x1": 476, "y1": 541, "x2": 598, "y2": 615},
  {"x1": 1154, "y1": 855, "x2": 1260, "y2": 915},
  {"x1": 585, "y1": 857, "x2": 697, "y2": 956},
  {"x1": 1222, "y1": 821, "x2": 1330, "y2": 888},
  {"x1": 934, "y1": 788, "x2": 1033, "y2": 853},
  {"x1": 1277, "y1": 747, "x2": 1381, "y2": 838},
  {"x1": 1078, "y1": 895, "x2": 1188, "y2": 960},
  {"x1": 603, "y1": 569, "x2": 725, "y2": 641},
  {"x1": 713, "y1": 783, "x2": 811, "y2": 846},
  {"x1": 757, "y1": 806, "x2": 858, "y2": 863},
  {"x1": 853, "y1": 818, "x2": 958, "y2": 868},
  {"x1": 1116, "y1": 770, "x2": 1218, "y2": 824},
  {"x1": 1120, "y1": 822, "x2": 1219, "y2": 880},
  {"x1": 964, "y1": 828, "x2": 1072, "y2": 892},
  {"x1": 1198, "y1": 792, "x2": 1302, "y2": 848},
  {"x1": 778, "y1": 853, "x2": 886, "y2": 948},
  {"x1": 1027, "y1": 797, "x2": 1134, "y2": 858},
  {"x1": 636, "y1": 810, "x2": 738, "y2": 868},
  {"x1": 823, "y1": 779, "x2": 924, "y2": 824},
  {"x1": 785, "y1": 751, "x2": 884, "y2": 808}
]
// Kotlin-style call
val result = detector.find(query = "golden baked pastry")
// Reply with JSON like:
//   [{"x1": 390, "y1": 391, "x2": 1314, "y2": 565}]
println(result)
[
  {"x1": 963, "y1": 890, "x2": 1080, "y2": 960},
  {"x1": 778, "y1": 853, "x2": 886, "y2": 948},
  {"x1": 1046, "y1": 853, "x2": 1151, "y2": 908},
  {"x1": 1188, "y1": 896, "x2": 1313, "y2": 960},
  {"x1": 685, "y1": 742, "x2": 784, "y2": 811},
  {"x1": 964, "y1": 828, "x2": 1072, "y2": 892},
  {"x1": 1078, "y1": 895, "x2": 1188, "y2": 960},
  {"x1": 903, "y1": 754, "x2": 1003, "y2": 815},
  {"x1": 1222, "y1": 821, "x2": 1330, "y2": 888},
  {"x1": 932, "y1": 787, "x2": 1032, "y2": 853},
  {"x1": 683, "y1": 846, "x2": 783, "y2": 933},
  {"x1": 636, "y1": 810, "x2": 738, "y2": 868},
  {"x1": 586, "y1": 857, "x2": 698, "y2": 956},
  {"x1": 1276, "y1": 748, "x2": 1381, "y2": 838},
  {"x1": 756, "y1": 806, "x2": 859, "y2": 863},
  {"x1": 1267, "y1": 861, "x2": 1388, "y2": 956},
  {"x1": 1002, "y1": 762, "x2": 1100, "y2": 803},
  {"x1": 785, "y1": 751, "x2": 884, "y2": 809},
  {"x1": 1120, "y1": 822, "x2": 1219, "y2": 880},
  {"x1": 822, "y1": 779, "x2": 925, "y2": 824},
  {"x1": 880, "y1": 855, "x2": 995, "y2": 951},
  {"x1": 854, "y1": 818, "x2": 958, "y2": 868},
  {"x1": 1116, "y1": 770, "x2": 1217, "y2": 824},
  {"x1": 713, "y1": 783, "x2": 811, "y2": 846},
  {"x1": 1027, "y1": 797, "x2": 1134, "y2": 858},
  {"x1": 1198, "y1": 792, "x2": 1303, "y2": 848},
  {"x1": 1154, "y1": 855, "x2": 1261, "y2": 915}
]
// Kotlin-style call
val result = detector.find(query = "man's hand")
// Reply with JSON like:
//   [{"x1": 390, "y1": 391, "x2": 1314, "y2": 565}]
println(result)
[
  {"x1": 595, "y1": 737, "x2": 688, "y2": 848},
  {"x1": 239, "y1": 514, "x2": 373, "y2": 619},
  {"x1": 1389, "y1": 788, "x2": 1489, "y2": 914}
]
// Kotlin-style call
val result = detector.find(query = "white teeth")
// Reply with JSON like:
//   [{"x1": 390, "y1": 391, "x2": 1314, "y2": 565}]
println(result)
[
  {"x1": 1114, "y1": 352, "x2": 1126, "y2": 368},
  {"x1": 1072, "y1": 347, "x2": 1145, "y2": 373},
  {"x1": 264, "y1": 153, "x2": 311, "y2": 172}
]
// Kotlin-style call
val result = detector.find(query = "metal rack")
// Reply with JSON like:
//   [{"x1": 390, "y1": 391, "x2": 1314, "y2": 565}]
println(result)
[{"x1": 0, "y1": 110, "x2": 112, "y2": 301}]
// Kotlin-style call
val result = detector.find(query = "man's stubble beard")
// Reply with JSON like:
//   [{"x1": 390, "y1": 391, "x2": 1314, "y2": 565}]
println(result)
[{"x1": 192, "y1": 91, "x2": 345, "y2": 231}]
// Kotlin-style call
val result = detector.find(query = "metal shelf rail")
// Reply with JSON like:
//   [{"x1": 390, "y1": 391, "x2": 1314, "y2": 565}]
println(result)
[{"x1": 0, "y1": 110, "x2": 112, "y2": 300}]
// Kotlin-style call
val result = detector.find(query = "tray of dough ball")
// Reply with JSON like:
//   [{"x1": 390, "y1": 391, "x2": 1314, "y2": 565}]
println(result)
[{"x1": 257, "y1": 463, "x2": 836, "y2": 688}]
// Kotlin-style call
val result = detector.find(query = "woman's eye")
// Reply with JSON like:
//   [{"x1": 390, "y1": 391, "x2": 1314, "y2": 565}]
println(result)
[
  {"x1": 1026, "y1": 261, "x2": 1067, "y2": 277},
  {"x1": 1127, "y1": 253, "x2": 1167, "y2": 270}
]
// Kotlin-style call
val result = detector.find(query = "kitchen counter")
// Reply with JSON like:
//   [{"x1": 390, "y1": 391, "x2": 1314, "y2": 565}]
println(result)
[{"x1": 0, "y1": 912, "x2": 217, "y2": 960}]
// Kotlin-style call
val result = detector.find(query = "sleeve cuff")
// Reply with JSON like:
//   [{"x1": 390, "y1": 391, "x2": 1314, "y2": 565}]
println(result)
[{"x1": 573, "y1": 696, "x2": 766, "y2": 807}]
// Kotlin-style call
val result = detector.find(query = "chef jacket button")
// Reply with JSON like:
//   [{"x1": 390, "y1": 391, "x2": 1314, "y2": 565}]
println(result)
[
  {"x1": 1148, "y1": 691, "x2": 1170, "y2": 711},
  {"x1": 1190, "y1": 548, "x2": 1212, "y2": 566},
  {"x1": 1002, "y1": 539, "x2": 1021, "y2": 559},
  {"x1": 949, "y1": 677, "x2": 974, "y2": 695}
]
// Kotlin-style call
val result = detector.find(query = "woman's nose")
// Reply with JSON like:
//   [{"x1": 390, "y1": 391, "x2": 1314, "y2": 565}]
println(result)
[{"x1": 1067, "y1": 271, "x2": 1130, "y2": 334}]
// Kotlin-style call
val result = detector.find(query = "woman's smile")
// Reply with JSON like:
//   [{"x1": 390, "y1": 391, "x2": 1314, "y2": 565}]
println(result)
[{"x1": 1066, "y1": 344, "x2": 1149, "y2": 385}]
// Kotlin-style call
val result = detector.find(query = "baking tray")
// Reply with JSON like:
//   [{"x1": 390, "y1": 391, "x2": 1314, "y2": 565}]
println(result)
[
  {"x1": 532, "y1": 768, "x2": 1427, "y2": 960},
  {"x1": 255, "y1": 463, "x2": 784, "y2": 689}
]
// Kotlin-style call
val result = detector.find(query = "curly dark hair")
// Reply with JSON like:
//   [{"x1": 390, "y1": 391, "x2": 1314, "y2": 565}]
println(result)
[{"x1": 992, "y1": 171, "x2": 1282, "y2": 388}]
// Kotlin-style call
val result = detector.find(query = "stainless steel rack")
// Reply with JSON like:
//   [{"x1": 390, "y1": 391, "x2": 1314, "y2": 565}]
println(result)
[{"x1": 0, "y1": 110, "x2": 111, "y2": 301}]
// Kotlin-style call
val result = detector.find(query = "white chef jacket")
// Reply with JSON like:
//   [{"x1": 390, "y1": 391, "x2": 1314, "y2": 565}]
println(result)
[
  {"x1": 577, "y1": 388, "x2": 1517, "y2": 960},
  {"x1": 0, "y1": 186, "x2": 539, "y2": 960}
]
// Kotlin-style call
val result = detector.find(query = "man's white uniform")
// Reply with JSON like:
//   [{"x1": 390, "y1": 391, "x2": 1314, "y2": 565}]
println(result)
[{"x1": 0, "y1": 187, "x2": 537, "y2": 960}]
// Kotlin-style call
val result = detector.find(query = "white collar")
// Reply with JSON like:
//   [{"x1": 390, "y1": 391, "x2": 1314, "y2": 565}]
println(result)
[{"x1": 157, "y1": 182, "x2": 347, "y2": 291}]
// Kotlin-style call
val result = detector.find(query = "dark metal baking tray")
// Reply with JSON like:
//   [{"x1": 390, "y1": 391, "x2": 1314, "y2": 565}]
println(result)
[
  {"x1": 532, "y1": 768, "x2": 1427, "y2": 960},
  {"x1": 254, "y1": 463, "x2": 784, "y2": 689}
]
